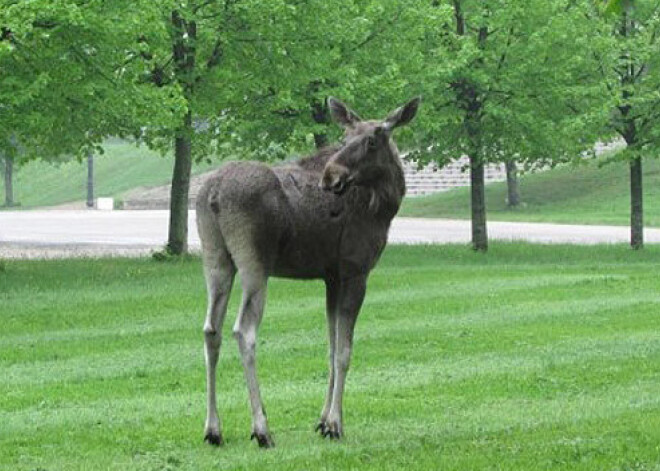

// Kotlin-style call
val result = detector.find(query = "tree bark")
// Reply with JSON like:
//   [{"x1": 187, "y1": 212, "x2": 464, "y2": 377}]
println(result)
[
  {"x1": 167, "y1": 111, "x2": 193, "y2": 255},
  {"x1": 3, "y1": 155, "x2": 14, "y2": 207},
  {"x1": 470, "y1": 155, "x2": 488, "y2": 251},
  {"x1": 86, "y1": 151, "x2": 94, "y2": 208},
  {"x1": 505, "y1": 160, "x2": 520, "y2": 207},
  {"x1": 166, "y1": 10, "x2": 197, "y2": 255},
  {"x1": 311, "y1": 98, "x2": 329, "y2": 149},
  {"x1": 617, "y1": 6, "x2": 644, "y2": 250},
  {"x1": 630, "y1": 156, "x2": 643, "y2": 249},
  {"x1": 452, "y1": 0, "x2": 488, "y2": 250}
]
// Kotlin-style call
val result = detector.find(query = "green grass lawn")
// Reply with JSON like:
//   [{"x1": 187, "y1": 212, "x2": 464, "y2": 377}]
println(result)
[
  {"x1": 400, "y1": 157, "x2": 660, "y2": 227},
  {"x1": 2, "y1": 244, "x2": 660, "y2": 470},
  {"x1": 0, "y1": 139, "x2": 219, "y2": 209}
]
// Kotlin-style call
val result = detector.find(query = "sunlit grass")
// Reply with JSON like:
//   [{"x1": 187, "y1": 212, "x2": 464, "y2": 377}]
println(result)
[{"x1": 2, "y1": 244, "x2": 660, "y2": 470}]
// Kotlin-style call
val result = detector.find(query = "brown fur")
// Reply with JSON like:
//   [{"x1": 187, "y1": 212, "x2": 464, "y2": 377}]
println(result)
[{"x1": 196, "y1": 97, "x2": 420, "y2": 447}]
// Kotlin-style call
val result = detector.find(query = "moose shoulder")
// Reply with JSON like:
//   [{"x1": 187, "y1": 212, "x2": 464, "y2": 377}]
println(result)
[{"x1": 196, "y1": 96, "x2": 420, "y2": 448}]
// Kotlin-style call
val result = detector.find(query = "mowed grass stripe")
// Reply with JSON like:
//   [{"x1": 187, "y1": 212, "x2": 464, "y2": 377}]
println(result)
[
  {"x1": 1, "y1": 265, "x2": 652, "y2": 349},
  {"x1": 4, "y1": 289, "x2": 656, "y2": 365},
  {"x1": 5, "y1": 370, "x2": 660, "y2": 470},
  {"x1": 3, "y1": 307, "x2": 660, "y2": 415},
  {"x1": 0, "y1": 268, "x2": 619, "y2": 335},
  {"x1": 2, "y1": 244, "x2": 660, "y2": 470},
  {"x1": 3, "y1": 284, "x2": 658, "y2": 387},
  {"x1": 4, "y1": 324, "x2": 660, "y2": 431}
]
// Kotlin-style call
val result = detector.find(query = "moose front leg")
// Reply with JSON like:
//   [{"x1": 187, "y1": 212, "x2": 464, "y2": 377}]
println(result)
[
  {"x1": 322, "y1": 275, "x2": 366, "y2": 440},
  {"x1": 316, "y1": 278, "x2": 339, "y2": 435}
]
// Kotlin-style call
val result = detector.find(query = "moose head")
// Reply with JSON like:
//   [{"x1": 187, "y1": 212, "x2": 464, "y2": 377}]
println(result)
[{"x1": 321, "y1": 96, "x2": 420, "y2": 194}]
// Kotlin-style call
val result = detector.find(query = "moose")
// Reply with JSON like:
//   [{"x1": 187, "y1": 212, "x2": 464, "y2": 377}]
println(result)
[{"x1": 196, "y1": 96, "x2": 420, "y2": 448}]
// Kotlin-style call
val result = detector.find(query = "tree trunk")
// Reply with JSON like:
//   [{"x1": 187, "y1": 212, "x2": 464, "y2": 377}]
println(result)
[
  {"x1": 167, "y1": 111, "x2": 193, "y2": 255},
  {"x1": 86, "y1": 151, "x2": 94, "y2": 208},
  {"x1": 167, "y1": 9, "x2": 196, "y2": 255},
  {"x1": 3, "y1": 155, "x2": 14, "y2": 207},
  {"x1": 630, "y1": 156, "x2": 643, "y2": 249},
  {"x1": 470, "y1": 155, "x2": 488, "y2": 251},
  {"x1": 505, "y1": 160, "x2": 520, "y2": 207},
  {"x1": 311, "y1": 98, "x2": 329, "y2": 149}
]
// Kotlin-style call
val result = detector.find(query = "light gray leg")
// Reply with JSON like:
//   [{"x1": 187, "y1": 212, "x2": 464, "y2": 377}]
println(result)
[
  {"x1": 202, "y1": 249, "x2": 235, "y2": 446},
  {"x1": 316, "y1": 278, "x2": 339, "y2": 435},
  {"x1": 233, "y1": 271, "x2": 274, "y2": 448},
  {"x1": 323, "y1": 276, "x2": 366, "y2": 439}
]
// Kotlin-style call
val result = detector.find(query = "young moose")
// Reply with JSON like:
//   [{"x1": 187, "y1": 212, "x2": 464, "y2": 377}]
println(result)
[{"x1": 196, "y1": 96, "x2": 420, "y2": 448}]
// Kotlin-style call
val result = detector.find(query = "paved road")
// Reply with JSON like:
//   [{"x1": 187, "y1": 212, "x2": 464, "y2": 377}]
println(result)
[{"x1": 1, "y1": 210, "x2": 659, "y2": 258}]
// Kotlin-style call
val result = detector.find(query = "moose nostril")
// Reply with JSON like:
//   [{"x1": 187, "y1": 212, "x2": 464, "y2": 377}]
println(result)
[
  {"x1": 321, "y1": 175, "x2": 345, "y2": 193},
  {"x1": 331, "y1": 179, "x2": 345, "y2": 193}
]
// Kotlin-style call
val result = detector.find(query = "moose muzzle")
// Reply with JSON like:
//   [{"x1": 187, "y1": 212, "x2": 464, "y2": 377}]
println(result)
[{"x1": 321, "y1": 163, "x2": 351, "y2": 194}]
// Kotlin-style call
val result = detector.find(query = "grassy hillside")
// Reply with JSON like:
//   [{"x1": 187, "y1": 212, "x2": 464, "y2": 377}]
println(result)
[
  {"x1": 3, "y1": 244, "x2": 660, "y2": 470},
  {"x1": 0, "y1": 140, "x2": 220, "y2": 209},
  {"x1": 5, "y1": 142, "x2": 660, "y2": 229},
  {"x1": 401, "y1": 157, "x2": 660, "y2": 227}
]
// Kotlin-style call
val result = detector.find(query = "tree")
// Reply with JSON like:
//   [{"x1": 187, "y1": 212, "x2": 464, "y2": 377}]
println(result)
[
  {"x1": 0, "y1": 0, "x2": 181, "y2": 203},
  {"x1": 596, "y1": 0, "x2": 660, "y2": 249},
  {"x1": 408, "y1": 0, "x2": 605, "y2": 250},
  {"x1": 127, "y1": 1, "x2": 295, "y2": 254},
  {"x1": 210, "y1": 1, "x2": 426, "y2": 154},
  {"x1": 130, "y1": 0, "x2": 429, "y2": 254},
  {"x1": 3, "y1": 0, "x2": 424, "y2": 253}
]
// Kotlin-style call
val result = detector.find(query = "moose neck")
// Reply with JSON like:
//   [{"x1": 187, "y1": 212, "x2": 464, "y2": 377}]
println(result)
[{"x1": 365, "y1": 158, "x2": 406, "y2": 222}]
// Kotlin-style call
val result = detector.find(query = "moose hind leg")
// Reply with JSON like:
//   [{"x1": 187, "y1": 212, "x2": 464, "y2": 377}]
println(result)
[
  {"x1": 233, "y1": 271, "x2": 274, "y2": 448},
  {"x1": 202, "y1": 248, "x2": 235, "y2": 446}
]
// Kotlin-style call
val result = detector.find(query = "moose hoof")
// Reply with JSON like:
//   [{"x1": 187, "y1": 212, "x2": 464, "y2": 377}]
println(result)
[
  {"x1": 314, "y1": 420, "x2": 327, "y2": 436},
  {"x1": 204, "y1": 431, "x2": 224, "y2": 446},
  {"x1": 318, "y1": 421, "x2": 342, "y2": 440},
  {"x1": 250, "y1": 431, "x2": 275, "y2": 448}
]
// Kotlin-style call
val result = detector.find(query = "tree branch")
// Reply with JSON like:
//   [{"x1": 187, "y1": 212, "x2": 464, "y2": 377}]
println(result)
[
  {"x1": 348, "y1": 7, "x2": 403, "y2": 53},
  {"x1": 70, "y1": 46, "x2": 118, "y2": 86},
  {"x1": 193, "y1": 0, "x2": 215, "y2": 14},
  {"x1": 206, "y1": 39, "x2": 223, "y2": 69},
  {"x1": 637, "y1": 99, "x2": 660, "y2": 131},
  {"x1": 453, "y1": 0, "x2": 465, "y2": 36}
]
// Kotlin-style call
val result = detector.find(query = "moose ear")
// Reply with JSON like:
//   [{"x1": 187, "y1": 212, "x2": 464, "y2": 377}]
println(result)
[
  {"x1": 327, "y1": 97, "x2": 361, "y2": 128},
  {"x1": 385, "y1": 96, "x2": 421, "y2": 129}
]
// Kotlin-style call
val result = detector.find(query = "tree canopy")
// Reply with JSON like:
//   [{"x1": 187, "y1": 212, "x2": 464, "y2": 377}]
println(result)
[
  {"x1": 1, "y1": 0, "x2": 658, "y2": 251},
  {"x1": 0, "y1": 0, "x2": 181, "y2": 159},
  {"x1": 398, "y1": 0, "x2": 610, "y2": 249}
]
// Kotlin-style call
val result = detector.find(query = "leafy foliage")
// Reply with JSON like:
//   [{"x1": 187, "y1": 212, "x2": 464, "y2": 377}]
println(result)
[
  {"x1": 596, "y1": 0, "x2": 660, "y2": 154},
  {"x1": 0, "y1": 0, "x2": 183, "y2": 161},
  {"x1": 2, "y1": 0, "x2": 659, "y2": 250},
  {"x1": 402, "y1": 0, "x2": 609, "y2": 169}
]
